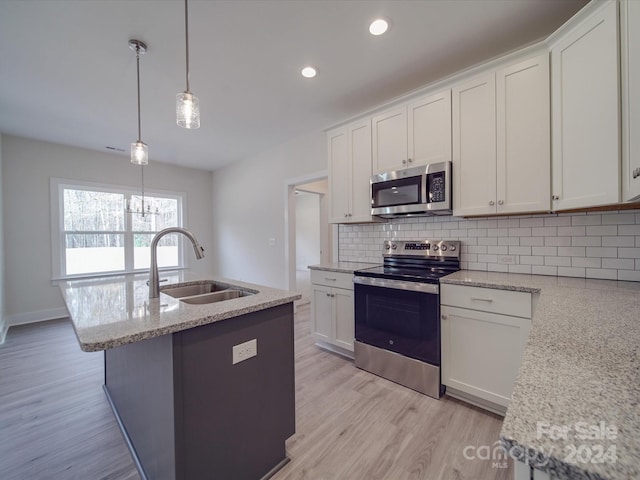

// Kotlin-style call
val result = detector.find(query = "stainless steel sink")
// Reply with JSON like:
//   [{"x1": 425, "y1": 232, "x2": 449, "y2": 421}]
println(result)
[
  {"x1": 161, "y1": 281, "x2": 231, "y2": 299},
  {"x1": 179, "y1": 289, "x2": 249, "y2": 305}
]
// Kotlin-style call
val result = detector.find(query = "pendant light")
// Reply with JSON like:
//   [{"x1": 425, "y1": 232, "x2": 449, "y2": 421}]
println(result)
[
  {"x1": 176, "y1": 0, "x2": 200, "y2": 129},
  {"x1": 129, "y1": 39, "x2": 148, "y2": 165}
]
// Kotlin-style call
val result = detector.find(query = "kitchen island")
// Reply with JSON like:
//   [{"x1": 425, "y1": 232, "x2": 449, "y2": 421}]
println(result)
[
  {"x1": 441, "y1": 271, "x2": 640, "y2": 480},
  {"x1": 59, "y1": 272, "x2": 301, "y2": 480}
]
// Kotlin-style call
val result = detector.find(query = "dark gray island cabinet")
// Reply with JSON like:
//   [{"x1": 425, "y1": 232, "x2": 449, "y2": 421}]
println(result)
[{"x1": 59, "y1": 274, "x2": 300, "y2": 480}]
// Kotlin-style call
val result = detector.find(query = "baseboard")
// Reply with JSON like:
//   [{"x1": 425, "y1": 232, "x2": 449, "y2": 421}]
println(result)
[
  {"x1": 6, "y1": 307, "x2": 69, "y2": 327},
  {"x1": 445, "y1": 387, "x2": 507, "y2": 417},
  {"x1": 0, "y1": 319, "x2": 7, "y2": 344},
  {"x1": 314, "y1": 340, "x2": 354, "y2": 360}
]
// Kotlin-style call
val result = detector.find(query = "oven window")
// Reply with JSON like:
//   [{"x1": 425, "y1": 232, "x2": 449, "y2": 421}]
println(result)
[
  {"x1": 372, "y1": 176, "x2": 421, "y2": 208},
  {"x1": 354, "y1": 283, "x2": 440, "y2": 365}
]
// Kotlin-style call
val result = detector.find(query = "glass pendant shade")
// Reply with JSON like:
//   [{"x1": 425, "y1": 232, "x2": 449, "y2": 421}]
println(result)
[
  {"x1": 176, "y1": 91, "x2": 200, "y2": 129},
  {"x1": 131, "y1": 140, "x2": 148, "y2": 165}
]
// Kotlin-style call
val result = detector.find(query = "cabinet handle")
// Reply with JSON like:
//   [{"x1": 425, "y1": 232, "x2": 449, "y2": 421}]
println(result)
[
  {"x1": 325, "y1": 277, "x2": 337, "y2": 281},
  {"x1": 344, "y1": 213, "x2": 348, "y2": 217},
  {"x1": 402, "y1": 159, "x2": 407, "y2": 165},
  {"x1": 489, "y1": 200, "x2": 495, "y2": 206},
  {"x1": 471, "y1": 296, "x2": 493, "y2": 302},
  {"x1": 348, "y1": 213, "x2": 352, "y2": 217},
  {"x1": 552, "y1": 195, "x2": 560, "y2": 201},
  {"x1": 326, "y1": 293, "x2": 331, "y2": 297},
  {"x1": 407, "y1": 158, "x2": 412, "y2": 164},
  {"x1": 441, "y1": 314, "x2": 448, "y2": 320},
  {"x1": 498, "y1": 200, "x2": 504, "y2": 205}
]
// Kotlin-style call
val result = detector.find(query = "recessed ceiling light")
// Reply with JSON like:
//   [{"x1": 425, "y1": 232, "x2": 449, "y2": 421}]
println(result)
[
  {"x1": 369, "y1": 18, "x2": 389, "y2": 36},
  {"x1": 301, "y1": 66, "x2": 317, "y2": 78}
]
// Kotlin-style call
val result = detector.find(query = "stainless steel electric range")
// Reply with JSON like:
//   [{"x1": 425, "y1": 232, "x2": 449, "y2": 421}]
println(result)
[{"x1": 353, "y1": 239, "x2": 461, "y2": 399}]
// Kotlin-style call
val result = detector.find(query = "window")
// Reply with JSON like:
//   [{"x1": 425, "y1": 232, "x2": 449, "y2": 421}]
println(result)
[{"x1": 51, "y1": 179, "x2": 185, "y2": 279}]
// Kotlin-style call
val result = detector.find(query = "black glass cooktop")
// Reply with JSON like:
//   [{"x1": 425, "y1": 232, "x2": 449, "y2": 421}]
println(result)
[{"x1": 354, "y1": 265, "x2": 457, "y2": 284}]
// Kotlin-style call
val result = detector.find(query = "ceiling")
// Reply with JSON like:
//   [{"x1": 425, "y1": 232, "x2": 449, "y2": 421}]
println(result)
[{"x1": 0, "y1": 0, "x2": 588, "y2": 171}]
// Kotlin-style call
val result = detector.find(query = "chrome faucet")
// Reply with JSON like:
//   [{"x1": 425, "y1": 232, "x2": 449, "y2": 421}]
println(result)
[{"x1": 149, "y1": 227, "x2": 205, "y2": 299}]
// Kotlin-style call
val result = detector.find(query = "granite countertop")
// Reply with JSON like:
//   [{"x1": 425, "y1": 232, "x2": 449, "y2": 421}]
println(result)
[
  {"x1": 59, "y1": 271, "x2": 301, "y2": 352},
  {"x1": 308, "y1": 262, "x2": 379, "y2": 274},
  {"x1": 441, "y1": 271, "x2": 640, "y2": 480}
]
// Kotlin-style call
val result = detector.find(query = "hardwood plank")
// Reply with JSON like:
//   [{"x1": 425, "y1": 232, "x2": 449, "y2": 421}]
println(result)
[{"x1": 0, "y1": 305, "x2": 512, "y2": 480}]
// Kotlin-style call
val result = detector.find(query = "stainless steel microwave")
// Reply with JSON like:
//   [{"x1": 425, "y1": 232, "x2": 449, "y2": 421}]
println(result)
[{"x1": 371, "y1": 161, "x2": 452, "y2": 218}]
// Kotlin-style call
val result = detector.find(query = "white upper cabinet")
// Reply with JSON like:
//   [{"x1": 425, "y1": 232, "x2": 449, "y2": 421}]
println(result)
[
  {"x1": 373, "y1": 89, "x2": 452, "y2": 173},
  {"x1": 622, "y1": 0, "x2": 640, "y2": 202},
  {"x1": 407, "y1": 90, "x2": 452, "y2": 167},
  {"x1": 550, "y1": 0, "x2": 620, "y2": 210},
  {"x1": 452, "y1": 73, "x2": 498, "y2": 216},
  {"x1": 453, "y1": 53, "x2": 550, "y2": 217},
  {"x1": 328, "y1": 119, "x2": 374, "y2": 224},
  {"x1": 372, "y1": 106, "x2": 408, "y2": 173},
  {"x1": 496, "y1": 53, "x2": 551, "y2": 214}
]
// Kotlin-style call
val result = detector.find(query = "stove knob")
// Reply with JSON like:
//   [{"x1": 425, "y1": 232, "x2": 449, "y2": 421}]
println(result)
[
  {"x1": 432, "y1": 245, "x2": 439, "y2": 251},
  {"x1": 391, "y1": 243, "x2": 397, "y2": 250},
  {"x1": 450, "y1": 244, "x2": 456, "y2": 251},
  {"x1": 441, "y1": 244, "x2": 448, "y2": 251},
  {"x1": 384, "y1": 244, "x2": 390, "y2": 250}
]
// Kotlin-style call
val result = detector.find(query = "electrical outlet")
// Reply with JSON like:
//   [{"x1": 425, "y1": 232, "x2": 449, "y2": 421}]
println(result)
[
  {"x1": 498, "y1": 255, "x2": 517, "y2": 265},
  {"x1": 232, "y1": 339, "x2": 257, "y2": 365}
]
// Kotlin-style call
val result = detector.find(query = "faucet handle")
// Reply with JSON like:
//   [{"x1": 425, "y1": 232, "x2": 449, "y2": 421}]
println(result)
[{"x1": 146, "y1": 278, "x2": 169, "y2": 287}]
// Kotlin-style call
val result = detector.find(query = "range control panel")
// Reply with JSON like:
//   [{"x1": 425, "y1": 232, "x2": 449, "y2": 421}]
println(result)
[{"x1": 382, "y1": 240, "x2": 460, "y2": 258}]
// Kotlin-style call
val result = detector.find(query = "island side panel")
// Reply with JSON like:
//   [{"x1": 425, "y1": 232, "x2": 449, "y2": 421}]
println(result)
[
  {"x1": 105, "y1": 334, "x2": 176, "y2": 480},
  {"x1": 175, "y1": 303, "x2": 295, "y2": 480}
]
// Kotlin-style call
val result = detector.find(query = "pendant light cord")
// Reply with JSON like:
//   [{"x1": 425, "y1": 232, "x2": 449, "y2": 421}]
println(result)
[
  {"x1": 136, "y1": 46, "x2": 142, "y2": 142},
  {"x1": 184, "y1": 0, "x2": 191, "y2": 93}
]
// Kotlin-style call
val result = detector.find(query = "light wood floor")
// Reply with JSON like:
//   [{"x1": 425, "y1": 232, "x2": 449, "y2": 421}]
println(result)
[{"x1": 0, "y1": 305, "x2": 511, "y2": 480}]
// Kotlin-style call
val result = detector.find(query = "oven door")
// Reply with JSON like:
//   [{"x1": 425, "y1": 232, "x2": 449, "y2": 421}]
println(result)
[{"x1": 353, "y1": 276, "x2": 440, "y2": 366}]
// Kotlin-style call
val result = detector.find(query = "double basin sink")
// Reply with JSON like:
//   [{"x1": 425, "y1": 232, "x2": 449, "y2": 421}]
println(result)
[{"x1": 160, "y1": 280, "x2": 255, "y2": 305}]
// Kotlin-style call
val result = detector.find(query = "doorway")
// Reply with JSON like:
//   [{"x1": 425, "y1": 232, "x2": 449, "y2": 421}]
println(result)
[{"x1": 284, "y1": 172, "x2": 336, "y2": 306}]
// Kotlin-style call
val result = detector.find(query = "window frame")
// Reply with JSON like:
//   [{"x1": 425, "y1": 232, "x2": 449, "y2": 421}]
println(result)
[{"x1": 50, "y1": 177, "x2": 187, "y2": 280}]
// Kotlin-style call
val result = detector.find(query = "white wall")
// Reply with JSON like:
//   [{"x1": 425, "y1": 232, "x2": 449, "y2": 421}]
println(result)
[
  {"x1": 295, "y1": 192, "x2": 320, "y2": 270},
  {"x1": 211, "y1": 130, "x2": 326, "y2": 289},
  {"x1": 340, "y1": 211, "x2": 640, "y2": 281},
  {"x1": 2, "y1": 135, "x2": 215, "y2": 324},
  {"x1": 0, "y1": 135, "x2": 5, "y2": 342}
]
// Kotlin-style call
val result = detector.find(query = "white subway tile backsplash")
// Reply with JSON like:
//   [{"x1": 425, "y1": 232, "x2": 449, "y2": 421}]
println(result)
[
  {"x1": 619, "y1": 225, "x2": 640, "y2": 236},
  {"x1": 571, "y1": 236, "x2": 601, "y2": 247},
  {"x1": 532, "y1": 265, "x2": 557, "y2": 276},
  {"x1": 557, "y1": 267, "x2": 586, "y2": 278},
  {"x1": 602, "y1": 213, "x2": 636, "y2": 225},
  {"x1": 338, "y1": 209, "x2": 640, "y2": 282},
  {"x1": 602, "y1": 258, "x2": 635, "y2": 270},
  {"x1": 586, "y1": 247, "x2": 617, "y2": 258},
  {"x1": 572, "y1": 257, "x2": 601, "y2": 268},
  {"x1": 618, "y1": 247, "x2": 640, "y2": 258},
  {"x1": 545, "y1": 236, "x2": 571, "y2": 247},
  {"x1": 544, "y1": 216, "x2": 571, "y2": 227},
  {"x1": 572, "y1": 215, "x2": 601, "y2": 225},
  {"x1": 557, "y1": 226, "x2": 586, "y2": 237}
]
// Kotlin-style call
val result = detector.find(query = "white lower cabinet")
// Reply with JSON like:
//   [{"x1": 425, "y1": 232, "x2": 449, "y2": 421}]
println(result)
[
  {"x1": 310, "y1": 270, "x2": 354, "y2": 353},
  {"x1": 440, "y1": 284, "x2": 532, "y2": 412}
]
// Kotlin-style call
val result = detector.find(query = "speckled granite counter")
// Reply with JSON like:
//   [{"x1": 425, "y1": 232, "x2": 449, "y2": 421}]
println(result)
[
  {"x1": 59, "y1": 271, "x2": 301, "y2": 352},
  {"x1": 308, "y1": 262, "x2": 379, "y2": 274},
  {"x1": 441, "y1": 271, "x2": 640, "y2": 480}
]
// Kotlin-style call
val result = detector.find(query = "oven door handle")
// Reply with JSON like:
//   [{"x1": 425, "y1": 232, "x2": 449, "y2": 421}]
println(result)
[{"x1": 353, "y1": 276, "x2": 439, "y2": 295}]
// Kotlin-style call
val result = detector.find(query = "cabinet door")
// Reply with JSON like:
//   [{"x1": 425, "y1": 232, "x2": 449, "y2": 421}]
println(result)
[
  {"x1": 348, "y1": 119, "x2": 373, "y2": 222},
  {"x1": 372, "y1": 106, "x2": 408, "y2": 173},
  {"x1": 622, "y1": 0, "x2": 640, "y2": 201},
  {"x1": 496, "y1": 53, "x2": 551, "y2": 214},
  {"x1": 328, "y1": 127, "x2": 350, "y2": 223},
  {"x1": 441, "y1": 305, "x2": 530, "y2": 408},
  {"x1": 333, "y1": 288, "x2": 354, "y2": 352},
  {"x1": 408, "y1": 90, "x2": 452, "y2": 167},
  {"x1": 551, "y1": 0, "x2": 620, "y2": 210},
  {"x1": 452, "y1": 73, "x2": 497, "y2": 216},
  {"x1": 311, "y1": 284, "x2": 332, "y2": 342}
]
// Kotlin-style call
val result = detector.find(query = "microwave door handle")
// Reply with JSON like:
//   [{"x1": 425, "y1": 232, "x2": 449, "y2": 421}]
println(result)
[{"x1": 422, "y1": 173, "x2": 428, "y2": 205}]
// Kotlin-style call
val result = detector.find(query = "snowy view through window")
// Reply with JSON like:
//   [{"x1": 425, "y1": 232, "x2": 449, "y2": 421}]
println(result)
[{"x1": 63, "y1": 188, "x2": 181, "y2": 275}]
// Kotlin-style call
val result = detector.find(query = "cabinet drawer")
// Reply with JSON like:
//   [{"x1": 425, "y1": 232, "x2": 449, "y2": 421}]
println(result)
[
  {"x1": 310, "y1": 270, "x2": 354, "y2": 290},
  {"x1": 441, "y1": 284, "x2": 531, "y2": 318}
]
